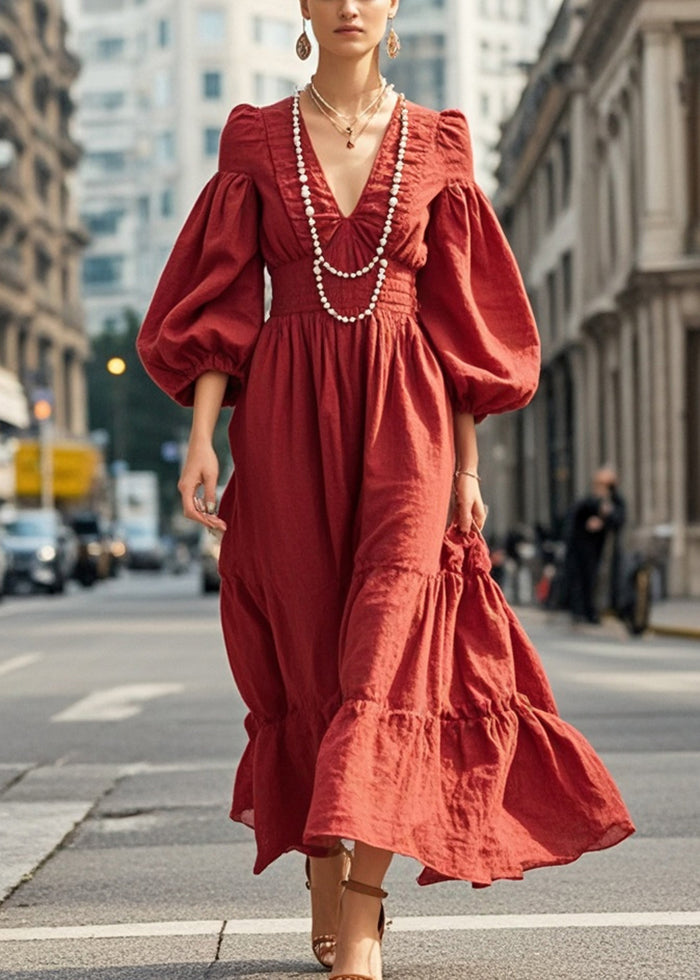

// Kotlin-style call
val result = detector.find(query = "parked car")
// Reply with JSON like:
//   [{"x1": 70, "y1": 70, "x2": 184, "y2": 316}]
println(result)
[
  {"x1": 122, "y1": 521, "x2": 165, "y2": 570},
  {"x1": 67, "y1": 512, "x2": 112, "y2": 586},
  {"x1": 1, "y1": 509, "x2": 78, "y2": 594},
  {"x1": 107, "y1": 525, "x2": 127, "y2": 576},
  {"x1": 200, "y1": 526, "x2": 221, "y2": 593},
  {"x1": 0, "y1": 526, "x2": 10, "y2": 600}
]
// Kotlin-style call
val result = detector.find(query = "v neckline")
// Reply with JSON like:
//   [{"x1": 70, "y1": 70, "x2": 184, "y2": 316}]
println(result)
[{"x1": 296, "y1": 93, "x2": 401, "y2": 221}]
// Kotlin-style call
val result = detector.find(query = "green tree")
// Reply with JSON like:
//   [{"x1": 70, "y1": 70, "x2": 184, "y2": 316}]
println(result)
[{"x1": 86, "y1": 310, "x2": 232, "y2": 528}]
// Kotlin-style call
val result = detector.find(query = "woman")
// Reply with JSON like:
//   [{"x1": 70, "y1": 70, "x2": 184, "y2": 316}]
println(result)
[{"x1": 137, "y1": 2, "x2": 634, "y2": 978}]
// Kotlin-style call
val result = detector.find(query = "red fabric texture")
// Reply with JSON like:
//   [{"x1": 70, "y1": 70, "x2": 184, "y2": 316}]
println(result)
[{"x1": 138, "y1": 99, "x2": 634, "y2": 885}]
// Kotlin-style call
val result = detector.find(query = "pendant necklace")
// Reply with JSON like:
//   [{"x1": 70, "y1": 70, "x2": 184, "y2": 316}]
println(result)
[
  {"x1": 309, "y1": 77, "x2": 391, "y2": 149},
  {"x1": 292, "y1": 90, "x2": 408, "y2": 324}
]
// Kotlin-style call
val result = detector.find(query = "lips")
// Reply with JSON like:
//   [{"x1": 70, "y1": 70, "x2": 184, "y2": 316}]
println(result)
[{"x1": 335, "y1": 27, "x2": 363, "y2": 34}]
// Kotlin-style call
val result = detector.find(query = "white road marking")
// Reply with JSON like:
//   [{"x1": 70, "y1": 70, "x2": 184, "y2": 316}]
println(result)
[
  {"x1": 0, "y1": 653, "x2": 43, "y2": 678},
  {"x1": 1, "y1": 911, "x2": 699, "y2": 942},
  {"x1": 572, "y1": 670, "x2": 700, "y2": 694},
  {"x1": 21, "y1": 621, "x2": 220, "y2": 637},
  {"x1": 51, "y1": 684, "x2": 184, "y2": 722},
  {"x1": 0, "y1": 801, "x2": 93, "y2": 901}
]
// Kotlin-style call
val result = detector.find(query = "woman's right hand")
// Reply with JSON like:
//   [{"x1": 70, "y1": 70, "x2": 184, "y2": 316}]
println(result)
[{"x1": 177, "y1": 436, "x2": 227, "y2": 532}]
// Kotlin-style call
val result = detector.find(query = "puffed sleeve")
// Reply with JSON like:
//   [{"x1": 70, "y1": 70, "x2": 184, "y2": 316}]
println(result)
[
  {"x1": 417, "y1": 110, "x2": 540, "y2": 422},
  {"x1": 137, "y1": 105, "x2": 264, "y2": 407}
]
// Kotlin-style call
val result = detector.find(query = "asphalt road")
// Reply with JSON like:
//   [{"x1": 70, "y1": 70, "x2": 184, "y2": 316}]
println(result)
[{"x1": 0, "y1": 568, "x2": 698, "y2": 979}]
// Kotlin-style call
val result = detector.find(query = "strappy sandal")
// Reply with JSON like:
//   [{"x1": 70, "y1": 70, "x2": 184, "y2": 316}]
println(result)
[
  {"x1": 305, "y1": 843, "x2": 353, "y2": 970},
  {"x1": 331, "y1": 877, "x2": 388, "y2": 980}
]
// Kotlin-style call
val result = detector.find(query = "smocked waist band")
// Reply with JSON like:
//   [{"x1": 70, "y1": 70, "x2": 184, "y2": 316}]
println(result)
[{"x1": 269, "y1": 256, "x2": 418, "y2": 318}]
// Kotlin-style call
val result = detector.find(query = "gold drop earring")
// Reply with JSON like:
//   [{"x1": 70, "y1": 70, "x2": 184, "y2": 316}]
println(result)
[
  {"x1": 296, "y1": 18, "x2": 312, "y2": 60},
  {"x1": 386, "y1": 16, "x2": 400, "y2": 59}
]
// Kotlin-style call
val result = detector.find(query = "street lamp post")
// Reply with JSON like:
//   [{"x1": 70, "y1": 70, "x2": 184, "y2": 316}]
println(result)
[
  {"x1": 106, "y1": 356, "x2": 127, "y2": 466},
  {"x1": 32, "y1": 389, "x2": 54, "y2": 510}
]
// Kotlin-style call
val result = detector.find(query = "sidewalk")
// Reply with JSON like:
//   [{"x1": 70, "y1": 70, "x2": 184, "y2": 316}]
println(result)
[{"x1": 649, "y1": 598, "x2": 700, "y2": 640}]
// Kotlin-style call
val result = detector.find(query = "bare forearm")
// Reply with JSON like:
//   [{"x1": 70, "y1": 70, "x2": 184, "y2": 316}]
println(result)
[
  {"x1": 453, "y1": 411, "x2": 479, "y2": 472},
  {"x1": 190, "y1": 371, "x2": 228, "y2": 443},
  {"x1": 177, "y1": 371, "x2": 229, "y2": 531}
]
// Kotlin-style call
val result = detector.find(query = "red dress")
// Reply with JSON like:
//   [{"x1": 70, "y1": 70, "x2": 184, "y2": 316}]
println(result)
[{"x1": 137, "y1": 98, "x2": 634, "y2": 886}]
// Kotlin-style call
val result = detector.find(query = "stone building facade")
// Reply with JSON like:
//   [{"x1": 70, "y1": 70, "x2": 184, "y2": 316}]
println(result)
[
  {"x1": 493, "y1": 0, "x2": 700, "y2": 596},
  {"x1": 0, "y1": 0, "x2": 88, "y2": 441},
  {"x1": 385, "y1": 0, "x2": 560, "y2": 190}
]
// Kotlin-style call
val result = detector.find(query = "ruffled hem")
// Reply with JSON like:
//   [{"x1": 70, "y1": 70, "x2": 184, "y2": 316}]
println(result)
[{"x1": 228, "y1": 527, "x2": 634, "y2": 884}]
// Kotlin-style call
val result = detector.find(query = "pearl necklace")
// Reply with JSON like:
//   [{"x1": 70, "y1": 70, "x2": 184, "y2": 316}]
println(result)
[{"x1": 292, "y1": 90, "x2": 408, "y2": 324}]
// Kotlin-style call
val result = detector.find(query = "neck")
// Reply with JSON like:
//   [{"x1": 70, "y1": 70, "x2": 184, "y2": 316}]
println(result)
[{"x1": 312, "y1": 49, "x2": 383, "y2": 115}]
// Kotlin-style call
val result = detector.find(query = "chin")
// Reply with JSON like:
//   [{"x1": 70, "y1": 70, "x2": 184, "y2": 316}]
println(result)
[{"x1": 325, "y1": 40, "x2": 379, "y2": 59}]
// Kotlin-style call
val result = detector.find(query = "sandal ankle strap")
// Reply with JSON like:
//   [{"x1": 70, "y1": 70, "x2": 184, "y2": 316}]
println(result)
[{"x1": 341, "y1": 877, "x2": 388, "y2": 900}]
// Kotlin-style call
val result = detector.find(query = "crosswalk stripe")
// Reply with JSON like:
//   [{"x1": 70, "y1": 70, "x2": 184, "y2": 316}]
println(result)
[
  {"x1": 51, "y1": 684, "x2": 184, "y2": 722},
  {"x1": 1, "y1": 911, "x2": 699, "y2": 942}
]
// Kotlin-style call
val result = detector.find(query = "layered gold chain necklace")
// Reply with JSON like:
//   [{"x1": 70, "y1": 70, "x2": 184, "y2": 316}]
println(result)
[{"x1": 307, "y1": 76, "x2": 393, "y2": 149}]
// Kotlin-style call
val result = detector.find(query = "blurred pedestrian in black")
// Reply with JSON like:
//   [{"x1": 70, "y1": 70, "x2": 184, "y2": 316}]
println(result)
[{"x1": 564, "y1": 468, "x2": 626, "y2": 624}]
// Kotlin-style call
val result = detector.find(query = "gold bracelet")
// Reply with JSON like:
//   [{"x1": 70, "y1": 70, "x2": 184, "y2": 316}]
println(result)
[{"x1": 454, "y1": 469, "x2": 481, "y2": 482}]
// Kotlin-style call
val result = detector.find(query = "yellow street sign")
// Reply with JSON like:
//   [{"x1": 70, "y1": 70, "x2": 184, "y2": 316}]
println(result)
[{"x1": 15, "y1": 441, "x2": 102, "y2": 499}]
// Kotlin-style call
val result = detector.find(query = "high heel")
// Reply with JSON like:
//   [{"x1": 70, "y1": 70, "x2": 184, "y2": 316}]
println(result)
[
  {"x1": 305, "y1": 843, "x2": 353, "y2": 970},
  {"x1": 331, "y1": 878, "x2": 388, "y2": 980}
]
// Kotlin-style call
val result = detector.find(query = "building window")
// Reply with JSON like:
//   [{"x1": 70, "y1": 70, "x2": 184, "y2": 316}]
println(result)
[
  {"x1": 160, "y1": 187, "x2": 174, "y2": 217},
  {"x1": 545, "y1": 158, "x2": 556, "y2": 225},
  {"x1": 153, "y1": 69, "x2": 172, "y2": 108},
  {"x1": 82, "y1": 254, "x2": 124, "y2": 286},
  {"x1": 480, "y1": 91, "x2": 490, "y2": 118},
  {"x1": 33, "y1": 75, "x2": 51, "y2": 113},
  {"x1": 198, "y1": 9, "x2": 226, "y2": 43},
  {"x1": 34, "y1": 158, "x2": 51, "y2": 201},
  {"x1": 480, "y1": 40, "x2": 491, "y2": 72},
  {"x1": 384, "y1": 34, "x2": 446, "y2": 110},
  {"x1": 34, "y1": 1, "x2": 49, "y2": 43},
  {"x1": 559, "y1": 132, "x2": 571, "y2": 208},
  {"x1": 35, "y1": 245, "x2": 52, "y2": 284},
  {"x1": 96, "y1": 37, "x2": 125, "y2": 59},
  {"x1": 202, "y1": 71, "x2": 222, "y2": 99},
  {"x1": 400, "y1": 0, "x2": 445, "y2": 9},
  {"x1": 82, "y1": 0, "x2": 126, "y2": 11},
  {"x1": 82, "y1": 208, "x2": 125, "y2": 235},
  {"x1": 156, "y1": 131, "x2": 175, "y2": 163},
  {"x1": 252, "y1": 16, "x2": 295, "y2": 49},
  {"x1": 608, "y1": 173, "x2": 618, "y2": 268},
  {"x1": 253, "y1": 74, "x2": 297, "y2": 104},
  {"x1": 203, "y1": 127, "x2": 220, "y2": 157},
  {"x1": 684, "y1": 38, "x2": 700, "y2": 252},
  {"x1": 85, "y1": 150, "x2": 126, "y2": 173},
  {"x1": 546, "y1": 269, "x2": 557, "y2": 337},
  {"x1": 157, "y1": 18, "x2": 171, "y2": 48},
  {"x1": 561, "y1": 250, "x2": 573, "y2": 314},
  {"x1": 82, "y1": 90, "x2": 125, "y2": 111},
  {"x1": 686, "y1": 328, "x2": 700, "y2": 521}
]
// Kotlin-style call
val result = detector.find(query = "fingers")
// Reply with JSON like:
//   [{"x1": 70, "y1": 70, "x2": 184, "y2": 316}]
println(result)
[
  {"x1": 178, "y1": 468, "x2": 227, "y2": 532},
  {"x1": 453, "y1": 482, "x2": 487, "y2": 534},
  {"x1": 188, "y1": 483, "x2": 227, "y2": 532}
]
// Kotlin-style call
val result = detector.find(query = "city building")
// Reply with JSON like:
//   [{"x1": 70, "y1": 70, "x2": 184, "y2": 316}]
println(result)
[
  {"x1": 65, "y1": 0, "x2": 561, "y2": 337},
  {"x1": 63, "y1": 0, "x2": 311, "y2": 335},
  {"x1": 386, "y1": 0, "x2": 560, "y2": 189},
  {"x1": 494, "y1": 0, "x2": 700, "y2": 596},
  {"x1": 0, "y1": 0, "x2": 88, "y2": 454}
]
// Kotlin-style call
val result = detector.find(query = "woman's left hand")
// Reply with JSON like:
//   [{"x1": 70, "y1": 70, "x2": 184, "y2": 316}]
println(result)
[{"x1": 453, "y1": 472, "x2": 488, "y2": 534}]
